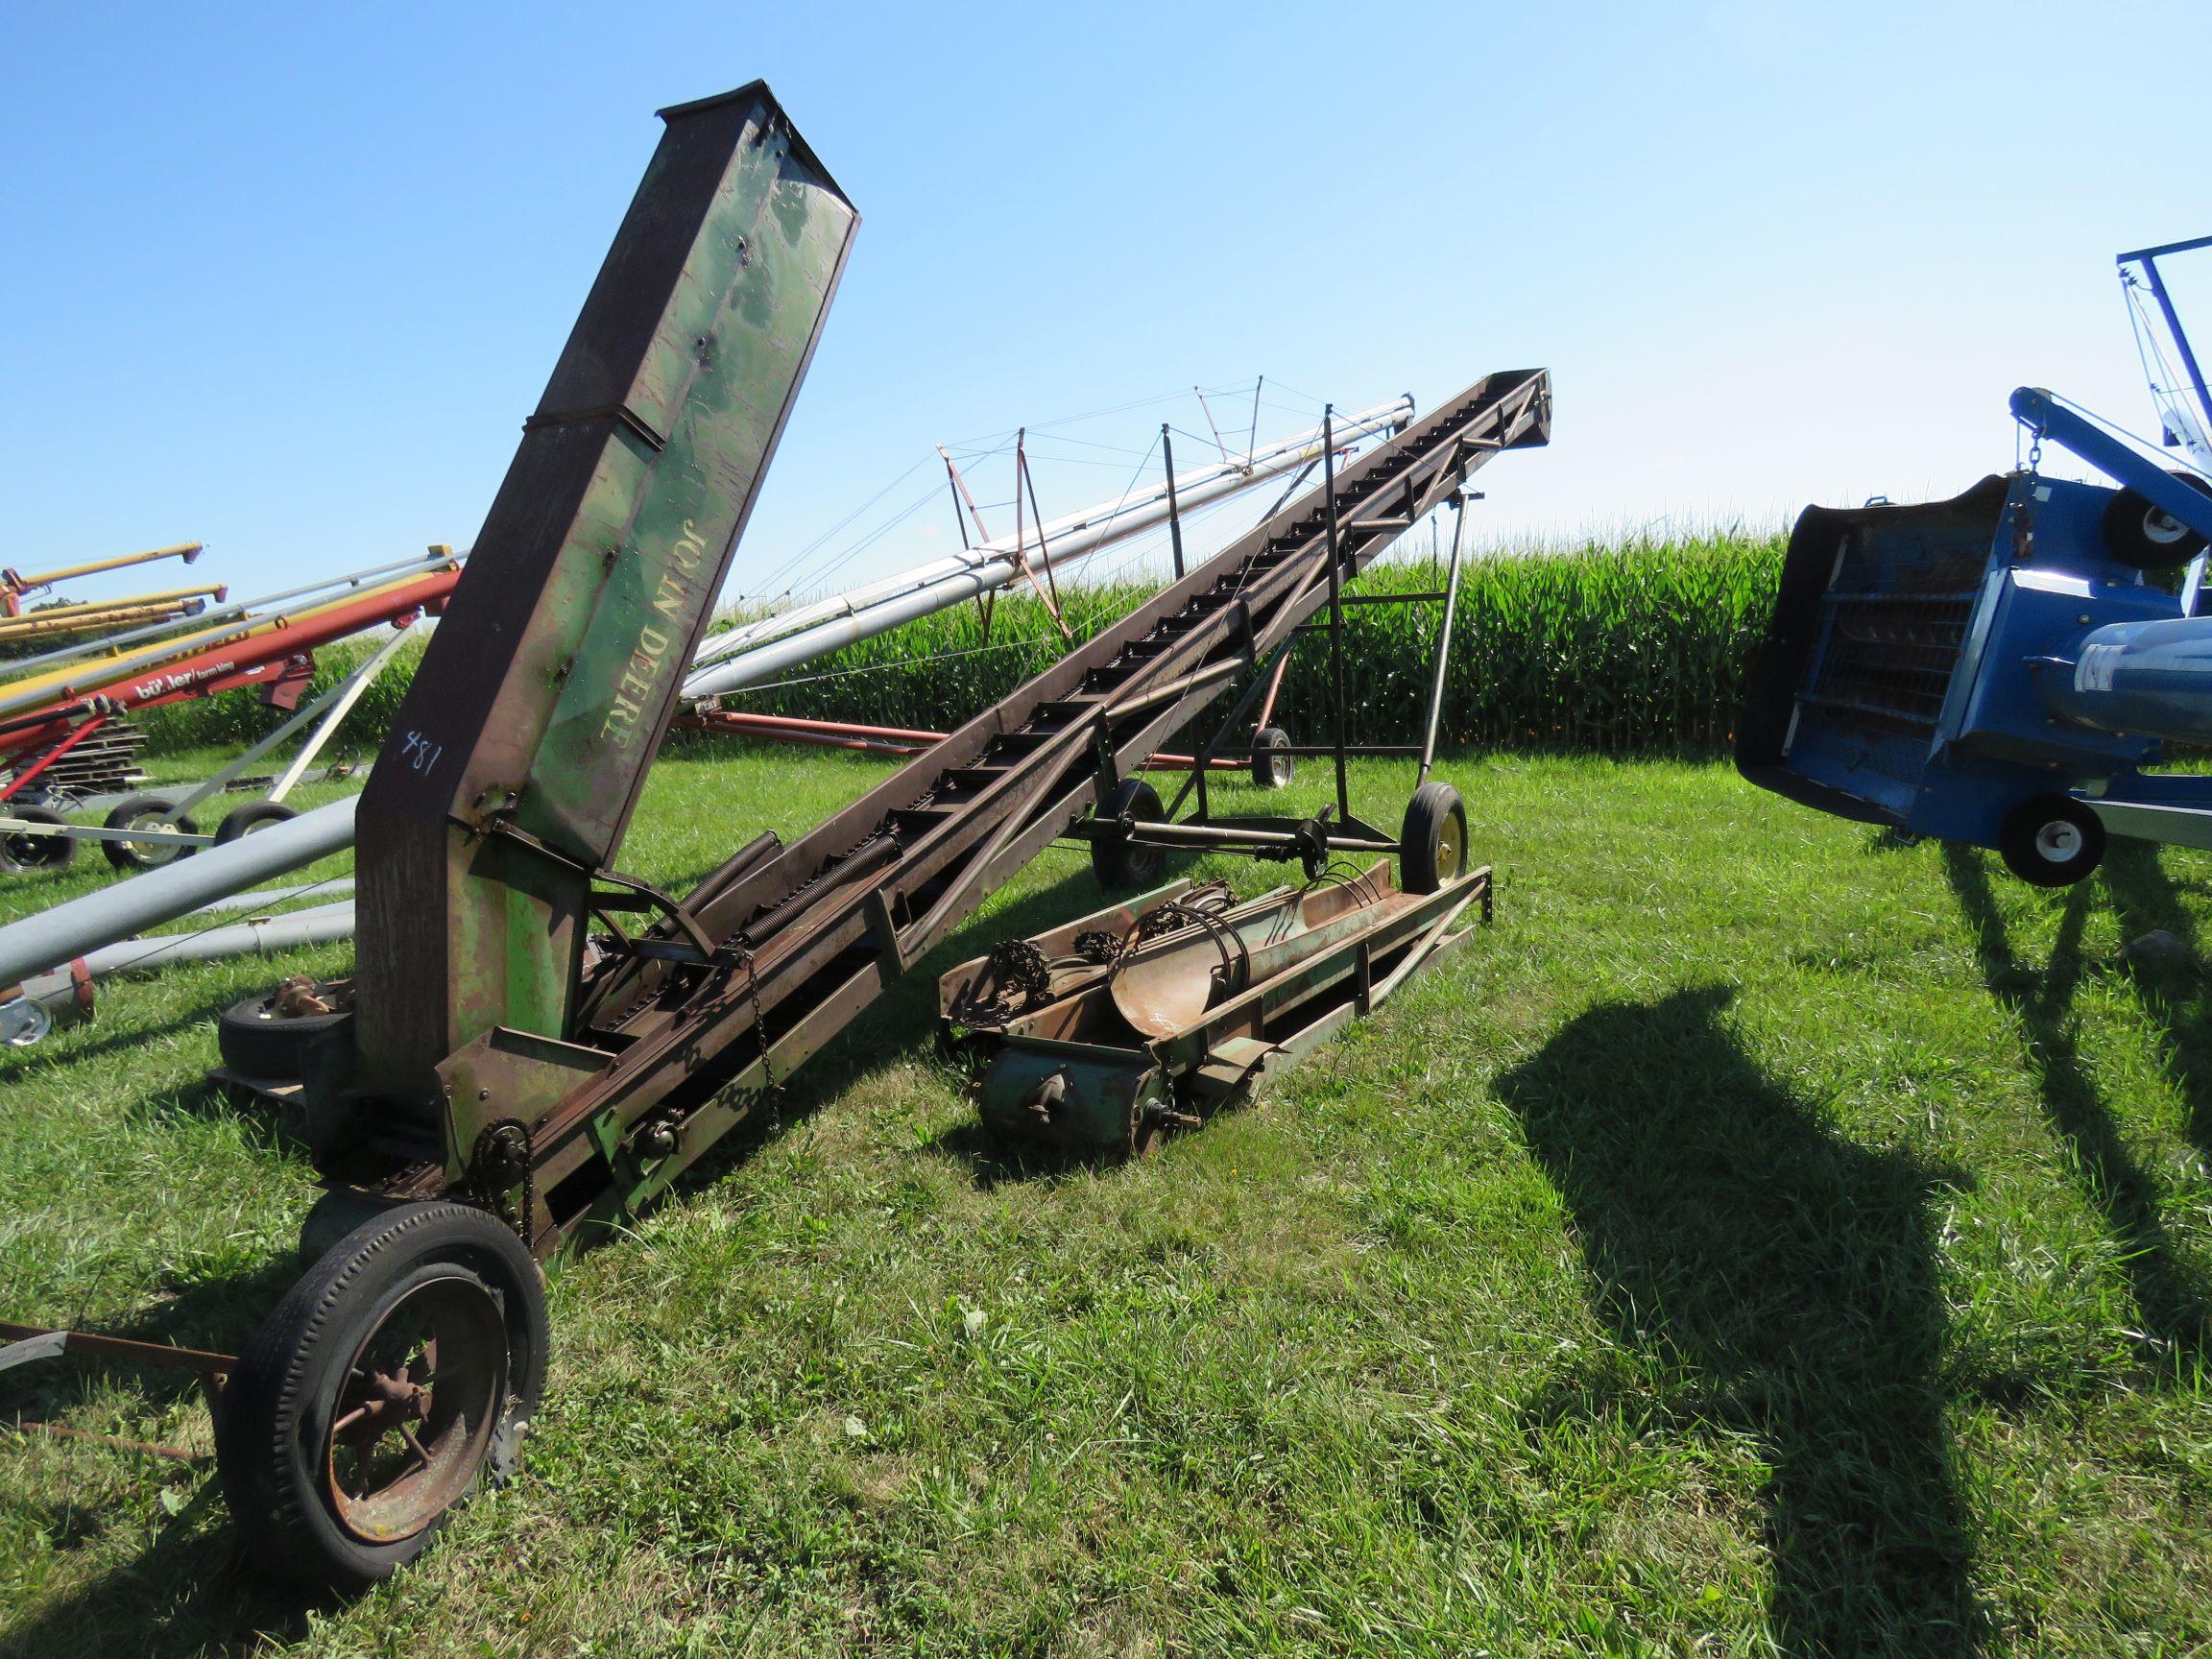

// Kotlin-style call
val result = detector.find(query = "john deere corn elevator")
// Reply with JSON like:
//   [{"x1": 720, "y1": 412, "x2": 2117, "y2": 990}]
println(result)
[{"x1": 2, "y1": 82, "x2": 1551, "y2": 1592}]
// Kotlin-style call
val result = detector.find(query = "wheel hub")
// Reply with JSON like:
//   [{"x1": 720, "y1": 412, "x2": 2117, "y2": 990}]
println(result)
[
  {"x1": 353, "y1": 1364, "x2": 433, "y2": 1429},
  {"x1": 1435, "y1": 817, "x2": 1465, "y2": 878},
  {"x1": 2146, "y1": 508, "x2": 2190, "y2": 545},
  {"x1": 324, "y1": 1275, "x2": 506, "y2": 1545},
  {"x1": 2035, "y1": 820, "x2": 2083, "y2": 860}
]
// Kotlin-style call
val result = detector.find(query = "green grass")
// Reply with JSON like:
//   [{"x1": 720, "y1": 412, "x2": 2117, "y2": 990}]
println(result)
[{"x1": 2, "y1": 744, "x2": 2210, "y2": 1656}]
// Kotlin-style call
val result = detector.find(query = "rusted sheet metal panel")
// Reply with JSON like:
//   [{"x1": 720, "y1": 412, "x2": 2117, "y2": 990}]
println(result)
[
  {"x1": 352, "y1": 84, "x2": 855, "y2": 1102},
  {"x1": 501, "y1": 375, "x2": 1547, "y2": 1216}
]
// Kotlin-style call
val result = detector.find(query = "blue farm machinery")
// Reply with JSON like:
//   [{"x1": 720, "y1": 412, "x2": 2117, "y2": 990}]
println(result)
[{"x1": 1739, "y1": 234, "x2": 2212, "y2": 885}]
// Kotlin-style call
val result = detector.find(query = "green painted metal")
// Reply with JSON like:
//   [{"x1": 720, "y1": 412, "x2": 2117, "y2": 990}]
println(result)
[
  {"x1": 978, "y1": 1042, "x2": 1167, "y2": 1156},
  {"x1": 348, "y1": 84, "x2": 857, "y2": 1139},
  {"x1": 952, "y1": 864, "x2": 1492, "y2": 1157}
]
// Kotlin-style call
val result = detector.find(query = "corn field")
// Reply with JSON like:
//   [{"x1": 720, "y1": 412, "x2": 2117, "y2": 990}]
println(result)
[
  {"x1": 135, "y1": 536, "x2": 1784, "y2": 758},
  {"x1": 132, "y1": 632, "x2": 430, "y2": 757},
  {"x1": 718, "y1": 534, "x2": 1785, "y2": 756}
]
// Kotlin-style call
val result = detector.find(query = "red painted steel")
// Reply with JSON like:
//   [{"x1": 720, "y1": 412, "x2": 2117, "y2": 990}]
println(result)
[
  {"x1": 1, "y1": 713, "x2": 108, "y2": 801},
  {"x1": 0, "y1": 567, "x2": 459, "y2": 766},
  {"x1": 682, "y1": 706, "x2": 1243, "y2": 769}
]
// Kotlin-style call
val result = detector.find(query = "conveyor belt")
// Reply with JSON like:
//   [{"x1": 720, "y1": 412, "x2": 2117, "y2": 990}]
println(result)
[{"x1": 411, "y1": 370, "x2": 1548, "y2": 1250}]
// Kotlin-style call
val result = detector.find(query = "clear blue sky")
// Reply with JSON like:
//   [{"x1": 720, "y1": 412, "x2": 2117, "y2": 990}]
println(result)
[{"x1": 6, "y1": 1, "x2": 2209, "y2": 606}]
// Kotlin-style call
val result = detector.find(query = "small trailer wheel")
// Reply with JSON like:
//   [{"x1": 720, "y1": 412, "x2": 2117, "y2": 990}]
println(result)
[
  {"x1": 1250, "y1": 727, "x2": 1294, "y2": 790},
  {"x1": 1997, "y1": 794, "x2": 2105, "y2": 887},
  {"x1": 2, "y1": 805, "x2": 77, "y2": 870},
  {"x1": 216, "y1": 800, "x2": 301, "y2": 844},
  {"x1": 217, "y1": 985, "x2": 349, "y2": 1082},
  {"x1": 101, "y1": 793, "x2": 198, "y2": 870},
  {"x1": 2101, "y1": 475, "x2": 2212, "y2": 569},
  {"x1": 1399, "y1": 781, "x2": 1468, "y2": 895},
  {"x1": 1091, "y1": 778, "x2": 1166, "y2": 890},
  {"x1": 215, "y1": 1202, "x2": 548, "y2": 1593}
]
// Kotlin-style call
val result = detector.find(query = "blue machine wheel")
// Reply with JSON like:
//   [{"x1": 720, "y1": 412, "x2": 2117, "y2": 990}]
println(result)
[
  {"x1": 1997, "y1": 794, "x2": 2105, "y2": 887},
  {"x1": 2101, "y1": 474, "x2": 2212, "y2": 569}
]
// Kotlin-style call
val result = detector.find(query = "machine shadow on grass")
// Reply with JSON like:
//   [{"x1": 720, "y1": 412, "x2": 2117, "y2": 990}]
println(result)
[
  {"x1": 2099, "y1": 842, "x2": 2212, "y2": 1160},
  {"x1": 1943, "y1": 845, "x2": 2212, "y2": 1358},
  {"x1": 0, "y1": 1240, "x2": 321, "y2": 1659},
  {"x1": 1497, "y1": 986, "x2": 1984, "y2": 1657},
  {"x1": 0, "y1": 1487, "x2": 317, "y2": 1659},
  {"x1": 4, "y1": 862, "x2": 1130, "y2": 1656},
  {"x1": 667, "y1": 854, "x2": 1127, "y2": 1197}
]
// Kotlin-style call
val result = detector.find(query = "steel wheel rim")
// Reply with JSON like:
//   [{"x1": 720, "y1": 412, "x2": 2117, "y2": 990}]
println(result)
[
  {"x1": 1434, "y1": 810, "x2": 1465, "y2": 879},
  {"x1": 123, "y1": 811, "x2": 181, "y2": 863},
  {"x1": 324, "y1": 1274, "x2": 506, "y2": 1544},
  {"x1": 2145, "y1": 507, "x2": 2191, "y2": 547},
  {"x1": 2035, "y1": 820, "x2": 2083, "y2": 861}
]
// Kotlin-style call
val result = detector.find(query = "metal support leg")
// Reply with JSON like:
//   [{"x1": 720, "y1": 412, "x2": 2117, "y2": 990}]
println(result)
[
  {"x1": 170, "y1": 621, "x2": 418, "y2": 820},
  {"x1": 1255, "y1": 649, "x2": 1292, "y2": 732},
  {"x1": 1162, "y1": 425, "x2": 1188, "y2": 582},
  {"x1": 1418, "y1": 493, "x2": 1472, "y2": 786},
  {"x1": 268, "y1": 620, "x2": 420, "y2": 801},
  {"x1": 1320, "y1": 408, "x2": 1352, "y2": 824},
  {"x1": 2, "y1": 714, "x2": 108, "y2": 802},
  {"x1": 1164, "y1": 638, "x2": 1296, "y2": 820}
]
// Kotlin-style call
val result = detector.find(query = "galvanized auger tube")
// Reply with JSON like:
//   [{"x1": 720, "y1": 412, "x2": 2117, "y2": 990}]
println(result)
[
  {"x1": 681, "y1": 396, "x2": 1413, "y2": 697},
  {"x1": 2039, "y1": 615, "x2": 2212, "y2": 743},
  {"x1": 0, "y1": 795, "x2": 358, "y2": 993}
]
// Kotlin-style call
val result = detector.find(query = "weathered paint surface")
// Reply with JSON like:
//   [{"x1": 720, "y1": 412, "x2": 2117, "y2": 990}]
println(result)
[{"x1": 350, "y1": 83, "x2": 856, "y2": 1115}]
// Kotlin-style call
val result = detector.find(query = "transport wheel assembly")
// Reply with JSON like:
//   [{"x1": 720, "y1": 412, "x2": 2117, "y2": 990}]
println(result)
[
  {"x1": 215, "y1": 799, "x2": 301, "y2": 844},
  {"x1": 1997, "y1": 793, "x2": 2105, "y2": 887},
  {"x1": 215, "y1": 1203, "x2": 547, "y2": 1593},
  {"x1": 101, "y1": 792, "x2": 197, "y2": 870},
  {"x1": 217, "y1": 976, "x2": 350, "y2": 1082},
  {"x1": 1399, "y1": 781, "x2": 1467, "y2": 894},
  {"x1": 2101, "y1": 474, "x2": 2212, "y2": 568},
  {"x1": 1250, "y1": 727, "x2": 1294, "y2": 790},
  {"x1": 1, "y1": 805, "x2": 75, "y2": 869},
  {"x1": 1091, "y1": 778, "x2": 1166, "y2": 889}
]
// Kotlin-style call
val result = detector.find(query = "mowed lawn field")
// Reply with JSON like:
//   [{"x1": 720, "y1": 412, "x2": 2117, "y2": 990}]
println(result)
[{"x1": 2, "y1": 744, "x2": 2209, "y2": 1657}]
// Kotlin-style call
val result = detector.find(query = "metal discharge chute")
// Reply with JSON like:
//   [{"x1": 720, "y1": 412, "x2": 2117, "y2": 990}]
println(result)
[{"x1": 349, "y1": 84, "x2": 857, "y2": 1096}]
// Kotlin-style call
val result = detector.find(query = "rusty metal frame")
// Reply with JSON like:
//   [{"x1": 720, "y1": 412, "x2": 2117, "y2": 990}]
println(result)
[
  {"x1": 323, "y1": 369, "x2": 1547, "y2": 1256},
  {"x1": 0, "y1": 1319, "x2": 232, "y2": 1461}
]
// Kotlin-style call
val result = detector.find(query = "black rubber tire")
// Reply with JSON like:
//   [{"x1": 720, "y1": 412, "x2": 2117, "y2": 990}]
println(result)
[
  {"x1": 101, "y1": 792, "x2": 198, "y2": 870},
  {"x1": 1400, "y1": 781, "x2": 1469, "y2": 895},
  {"x1": 1997, "y1": 794, "x2": 2105, "y2": 888},
  {"x1": 2101, "y1": 474, "x2": 2212, "y2": 569},
  {"x1": 1090, "y1": 778, "x2": 1166, "y2": 890},
  {"x1": 215, "y1": 799, "x2": 301, "y2": 845},
  {"x1": 217, "y1": 987, "x2": 349, "y2": 1082},
  {"x1": 214, "y1": 1203, "x2": 548, "y2": 1594},
  {"x1": 1250, "y1": 727, "x2": 1294, "y2": 790},
  {"x1": 2, "y1": 805, "x2": 76, "y2": 869}
]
